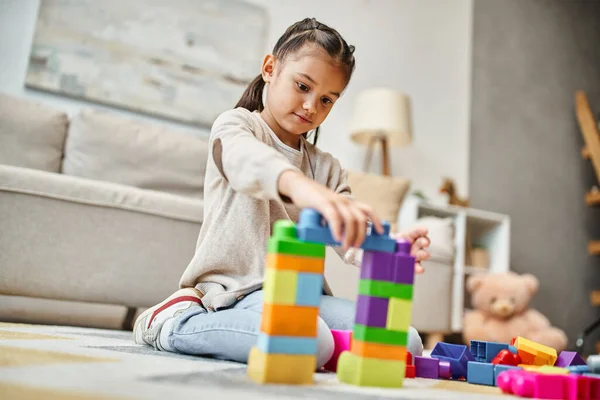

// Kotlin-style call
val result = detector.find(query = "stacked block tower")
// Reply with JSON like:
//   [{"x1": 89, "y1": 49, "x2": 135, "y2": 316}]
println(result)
[
  {"x1": 337, "y1": 234, "x2": 416, "y2": 388},
  {"x1": 248, "y1": 208, "x2": 414, "y2": 386},
  {"x1": 247, "y1": 217, "x2": 326, "y2": 384}
]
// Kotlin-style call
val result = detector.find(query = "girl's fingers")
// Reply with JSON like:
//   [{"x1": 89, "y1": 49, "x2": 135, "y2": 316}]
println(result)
[
  {"x1": 322, "y1": 203, "x2": 343, "y2": 243},
  {"x1": 355, "y1": 203, "x2": 384, "y2": 235},
  {"x1": 415, "y1": 262, "x2": 425, "y2": 274},
  {"x1": 349, "y1": 206, "x2": 368, "y2": 248},
  {"x1": 336, "y1": 202, "x2": 356, "y2": 250}
]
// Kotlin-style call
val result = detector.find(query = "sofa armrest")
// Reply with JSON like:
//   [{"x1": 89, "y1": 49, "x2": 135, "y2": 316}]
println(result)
[{"x1": 0, "y1": 165, "x2": 203, "y2": 308}]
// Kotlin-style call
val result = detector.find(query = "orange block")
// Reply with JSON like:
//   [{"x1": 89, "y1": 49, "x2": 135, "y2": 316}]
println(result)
[
  {"x1": 261, "y1": 304, "x2": 319, "y2": 337},
  {"x1": 266, "y1": 253, "x2": 324, "y2": 274},
  {"x1": 351, "y1": 339, "x2": 407, "y2": 361}
]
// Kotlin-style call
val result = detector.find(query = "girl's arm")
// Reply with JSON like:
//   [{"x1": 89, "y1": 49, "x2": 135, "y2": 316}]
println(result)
[{"x1": 210, "y1": 109, "x2": 299, "y2": 201}]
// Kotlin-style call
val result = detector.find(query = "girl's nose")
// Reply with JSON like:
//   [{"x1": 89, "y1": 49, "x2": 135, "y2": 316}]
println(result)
[{"x1": 303, "y1": 99, "x2": 317, "y2": 114}]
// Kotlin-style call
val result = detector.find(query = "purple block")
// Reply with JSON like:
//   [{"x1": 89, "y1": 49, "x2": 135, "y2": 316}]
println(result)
[
  {"x1": 555, "y1": 351, "x2": 587, "y2": 367},
  {"x1": 360, "y1": 240, "x2": 415, "y2": 285},
  {"x1": 415, "y1": 356, "x2": 440, "y2": 379},
  {"x1": 439, "y1": 360, "x2": 452, "y2": 379},
  {"x1": 355, "y1": 295, "x2": 389, "y2": 328}
]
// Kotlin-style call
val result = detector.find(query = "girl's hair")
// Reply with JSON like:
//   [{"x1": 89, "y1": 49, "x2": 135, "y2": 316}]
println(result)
[{"x1": 235, "y1": 17, "x2": 356, "y2": 145}]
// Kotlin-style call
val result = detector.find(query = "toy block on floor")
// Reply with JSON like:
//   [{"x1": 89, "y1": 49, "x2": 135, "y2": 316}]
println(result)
[
  {"x1": 415, "y1": 356, "x2": 439, "y2": 379},
  {"x1": 493, "y1": 365, "x2": 522, "y2": 386},
  {"x1": 336, "y1": 351, "x2": 406, "y2": 387},
  {"x1": 296, "y1": 208, "x2": 396, "y2": 253},
  {"x1": 430, "y1": 342, "x2": 475, "y2": 379},
  {"x1": 555, "y1": 351, "x2": 587, "y2": 367},
  {"x1": 405, "y1": 352, "x2": 416, "y2": 378},
  {"x1": 567, "y1": 365, "x2": 591, "y2": 374},
  {"x1": 496, "y1": 368, "x2": 600, "y2": 399},
  {"x1": 247, "y1": 347, "x2": 315, "y2": 385},
  {"x1": 323, "y1": 329, "x2": 351, "y2": 372},
  {"x1": 511, "y1": 336, "x2": 557, "y2": 366},
  {"x1": 470, "y1": 340, "x2": 509, "y2": 363},
  {"x1": 491, "y1": 349, "x2": 521, "y2": 365},
  {"x1": 351, "y1": 339, "x2": 406, "y2": 360},
  {"x1": 438, "y1": 360, "x2": 452, "y2": 379},
  {"x1": 467, "y1": 361, "x2": 495, "y2": 386},
  {"x1": 537, "y1": 365, "x2": 569, "y2": 374}
]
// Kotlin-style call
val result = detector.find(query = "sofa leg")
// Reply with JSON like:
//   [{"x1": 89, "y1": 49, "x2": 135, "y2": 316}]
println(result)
[{"x1": 122, "y1": 307, "x2": 137, "y2": 331}]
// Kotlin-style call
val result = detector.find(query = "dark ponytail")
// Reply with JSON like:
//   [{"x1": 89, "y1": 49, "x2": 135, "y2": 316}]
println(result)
[
  {"x1": 235, "y1": 74, "x2": 265, "y2": 112},
  {"x1": 236, "y1": 17, "x2": 355, "y2": 146}
]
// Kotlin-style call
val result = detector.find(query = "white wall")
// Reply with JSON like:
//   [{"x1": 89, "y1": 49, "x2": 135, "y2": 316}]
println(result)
[{"x1": 0, "y1": 0, "x2": 473, "y2": 203}]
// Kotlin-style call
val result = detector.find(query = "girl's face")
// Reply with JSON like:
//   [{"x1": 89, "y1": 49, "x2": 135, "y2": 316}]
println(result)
[{"x1": 261, "y1": 47, "x2": 348, "y2": 141}]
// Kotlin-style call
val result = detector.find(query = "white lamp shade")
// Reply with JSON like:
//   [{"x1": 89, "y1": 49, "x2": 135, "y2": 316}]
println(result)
[{"x1": 350, "y1": 88, "x2": 412, "y2": 147}]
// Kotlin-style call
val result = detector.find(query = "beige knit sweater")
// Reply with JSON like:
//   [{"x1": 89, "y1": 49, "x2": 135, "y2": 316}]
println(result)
[{"x1": 179, "y1": 107, "x2": 359, "y2": 310}]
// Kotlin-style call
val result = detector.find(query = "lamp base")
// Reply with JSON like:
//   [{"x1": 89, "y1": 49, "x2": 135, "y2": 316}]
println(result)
[{"x1": 364, "y1": 135, "x2": 391, "y2": 176}]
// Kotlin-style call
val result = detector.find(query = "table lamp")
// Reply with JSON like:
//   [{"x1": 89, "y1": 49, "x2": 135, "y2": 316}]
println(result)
[{"x1": 350, "y1": 88, "x2": 412, "y2": 176}]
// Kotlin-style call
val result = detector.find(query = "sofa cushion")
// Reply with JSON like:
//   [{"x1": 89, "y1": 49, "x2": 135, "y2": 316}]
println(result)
[
  {"x1": 347, "y1": 170, "x2": 411, "y2": 232},
  {"x1": 0, "y1": 93, "x2": 68, "y2": 172},
  {"x1": 63, "y1": 109, "x2": 209, "y2": 199}
]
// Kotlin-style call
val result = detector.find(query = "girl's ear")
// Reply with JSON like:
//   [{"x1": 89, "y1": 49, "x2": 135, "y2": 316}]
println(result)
[{"x1": 261, "y1": 54, "x2": 276, "y2": 83}]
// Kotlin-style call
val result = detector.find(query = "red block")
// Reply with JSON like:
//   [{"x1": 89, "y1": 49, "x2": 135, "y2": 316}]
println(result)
[{"x1": 492, "y1": 349, "x2": 521, "y2": 366}]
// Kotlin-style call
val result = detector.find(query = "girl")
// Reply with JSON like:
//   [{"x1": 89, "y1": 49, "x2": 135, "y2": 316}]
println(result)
[{"x1": 134, "y1": 18, "x2": 430, "y2": 369}]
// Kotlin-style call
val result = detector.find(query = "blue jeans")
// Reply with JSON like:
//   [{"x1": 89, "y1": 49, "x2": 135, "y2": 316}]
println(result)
[{"x1": 165, "y1": 290, "x2": 423, "y2": 368}]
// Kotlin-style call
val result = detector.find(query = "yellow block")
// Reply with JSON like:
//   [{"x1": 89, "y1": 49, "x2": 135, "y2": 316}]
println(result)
[
  {"x1": 386, "y1": 298, "x2": 412, "y2": 332},
  {"x1": 514, "y1": 337, "x2": 557, "y2": 366},
  {"x1": 537, "y1": 365, "x2": 569, "y2": 375},
  {"x1": 266, "y1": 253, "x2": 324, "y2": 274},
  {"x1": 263, "y1": 268, "x2": 297, "y2": 305},
  {"x1": 518, "y1": 364, "x2": 541, "y2": 371},
  {"x1": 247, "y1": 346, "x2": 315, "y2": 384},
  {"x1": 337, "y1": 351, "x2": 405, "y2": 388}
]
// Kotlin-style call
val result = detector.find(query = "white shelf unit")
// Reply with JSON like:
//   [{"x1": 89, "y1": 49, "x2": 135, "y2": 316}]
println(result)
[{"x1": 398, "y1": 196, "x2": 511, "y2": 333}]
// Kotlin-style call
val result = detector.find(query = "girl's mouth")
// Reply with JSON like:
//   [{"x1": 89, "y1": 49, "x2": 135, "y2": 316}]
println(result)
[{"x1": 293, "y1": 113, "x2": 312, "y2": 124}]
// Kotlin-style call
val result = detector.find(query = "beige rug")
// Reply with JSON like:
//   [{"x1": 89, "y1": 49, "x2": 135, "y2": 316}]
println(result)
[{"x1": 0, "y1": 322, "x2": 519, "y2": 399}]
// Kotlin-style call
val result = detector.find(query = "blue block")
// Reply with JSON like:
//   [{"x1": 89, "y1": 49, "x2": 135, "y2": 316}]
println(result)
[
  {"x1": 493, "y1": 365, "x2": 522, "y2": 386},
  {"x1": 295, "y1": 272, "x2": 323, "y2": 306},
  {"x1": 431, "y1": 342, "x2": 475, "y2": 379},
  {"x1": 467, "y1": 361, "x2": 495, "y2": 386},
  {"x1": 567, "y1": 365, "x2": 591, "y2": 374},
  {"x1": 470, "y1": 340, "x2": 509, "y2": 363},
  {"x1": 508, "y1": 345, "x2": 518, "y2": 354},
  {"x1": 257, "y1": 334, "x2": 318, "y2": 355},
  {"x1": 297, "y1": 208, "x2": 396, "y2": 253}
]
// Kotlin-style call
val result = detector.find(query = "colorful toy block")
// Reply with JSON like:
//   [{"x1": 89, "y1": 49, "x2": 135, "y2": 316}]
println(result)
[
  {"x1": 267, "y1": 220, "x2": 325, "y2": 258},
  {"x1": 358, "y1": 279, "x2": 413, "y2": 299},
  {"x1": 405, "y1": 352, "x2": 416, "y2": 378},
  {"x1": 491, "y1": 349, "x2": 521, "y2": 366},
  {"x1": 511, "y1": 336, "x2": 557, "y2": 366},
  {"x1": 257, "y1": 334, "x2": 318, "y2": 355},
  {"x1": 352, "y1": 324, "x2": 408, "y2": 346},
  {"x1": 360, "y1": 247, "x2": 415, "y2": 284},
  {"x1": 537, "y1": 365, "x2": 569, "y2": 374},
  {"x1": 295, "y1": 272, "x2": 323, "y2": 306},
  {"x1": 351, "y1": 339, "x2": 406, "y2": 360},
  {"x1": 296, "y1": 208, "x2": 396, "y2": 253},
  {"x1": 248, "y1": 347, "x2": 315, "y2": 385},
  {"x1": 493, "y1": 365, "x2": 522, "y2": 386},
  {"x1": 355, "y1": 295, "x2": 389, "y2": 327},
  {"x1": 323, "y1": 329, "x2": 351, "y2": 372},
  {"x1": 337, "y1": 352, "x2": 406, "y2": 387},
  {"x1": 337, "y1": 239, "x2": 416, "y2": 388},
  {"x1": 249, "y1": 219, "x2": 326, "y2": 384},
  {"x1": 415, "y1": 356, "x2": 439, "y2": 379},
  {"x1": 467, "y1": 361, "x2": 495, "y2": 386},
  {"x1": 555, "y1": 351, "x2": 587, "y2": 367},
  {"x1": 470, "y1": 340, "x2": 509, "y2": 363},
  {"x1": 567, "y1": 365, "x2": 591, "y2": 374},
  {"x1": 430, "y1": 342, "x2": 475, "y2": 379},
  {"x1": 497, "y1": 368, "x2": 600, "y2": 400},
  {"x1": 439, "y1": 360, "x2": 452, "y2": 379}
]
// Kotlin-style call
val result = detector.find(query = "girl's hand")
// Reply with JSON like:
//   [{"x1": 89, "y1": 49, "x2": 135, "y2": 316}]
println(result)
[
  {"x1": 393, "y1": 227, "x2": 430, "y2": 274},
  {"x1": 278, "y1": 170, "x2": 384, "y2": 250}
]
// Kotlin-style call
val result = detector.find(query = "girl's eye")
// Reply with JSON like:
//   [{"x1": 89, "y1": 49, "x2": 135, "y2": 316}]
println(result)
[
  {"x1": 297, "y1": 82, "x2": 309, "y2": 91},
  {"x1": 321, "y1": 97, "x2": 333, "y2": 105}
]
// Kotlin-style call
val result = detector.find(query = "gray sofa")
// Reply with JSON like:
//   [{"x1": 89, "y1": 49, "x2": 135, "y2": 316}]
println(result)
[{"x1": 0, "y1": 93, "x2": 208, "y2": 329}]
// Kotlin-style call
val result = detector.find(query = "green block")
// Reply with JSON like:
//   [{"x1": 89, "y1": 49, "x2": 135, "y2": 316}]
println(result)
[
  {"x1": 353, "y1": 324, "x2": 408, "y2": 346},
  {"x1": 337, "y1": 351, "x2": 405, "y2": 388},
  {"x1": 358, "y1": 279, "x2": 413, "y2": 300},
  {"x1": 267, "y1": 220, "x2": 325, "y2": 258}
]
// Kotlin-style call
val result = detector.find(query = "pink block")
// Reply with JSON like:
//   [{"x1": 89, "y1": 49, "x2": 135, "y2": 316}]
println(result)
[
  {"x1": 498, "y1": 369, "x2": 600, "y2": 400},
  {"x1": 323, "y1": 329, "x2": 352, "y2": 372}
]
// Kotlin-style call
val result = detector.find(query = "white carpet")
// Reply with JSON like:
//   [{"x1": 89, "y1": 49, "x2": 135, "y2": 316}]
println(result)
[{"x1": 0, "y1": 322, "x2": 517, "y2": 399}]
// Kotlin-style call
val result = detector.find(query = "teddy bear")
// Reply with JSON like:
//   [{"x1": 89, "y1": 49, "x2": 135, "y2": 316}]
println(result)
[{"x1": 463, "y1": 271, "x2": 568, "y2": 352}]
